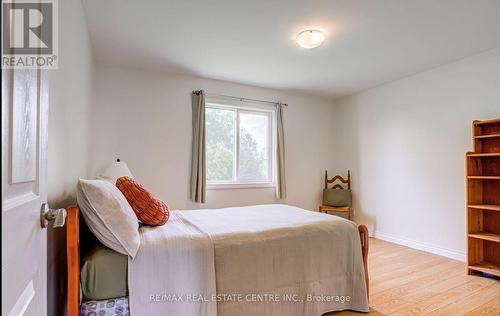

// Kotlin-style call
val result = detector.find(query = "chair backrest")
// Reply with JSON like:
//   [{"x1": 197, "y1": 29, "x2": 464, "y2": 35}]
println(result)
[{"x1": 324, "y1": 170, "x2": 351, "y2": 190}]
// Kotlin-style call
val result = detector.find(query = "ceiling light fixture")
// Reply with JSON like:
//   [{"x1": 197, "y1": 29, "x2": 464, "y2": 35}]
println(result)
[{"x1": 296, "y1": 29, "x2": 325, "y2": 49}]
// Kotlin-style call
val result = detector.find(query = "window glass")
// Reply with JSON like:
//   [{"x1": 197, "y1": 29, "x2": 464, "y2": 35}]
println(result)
[
  {"x1": 205, "y1": 104, "x2": 274, "y2": 185},
  {"x1": 206, "y1": 107, "x2": 236, "y2": 181},
  {"x1": 239, "y1": 111, "x2": 269, "y2": 181}
]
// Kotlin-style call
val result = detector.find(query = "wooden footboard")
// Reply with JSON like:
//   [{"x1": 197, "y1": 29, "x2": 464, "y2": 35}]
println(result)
[{"x1": 358, "y1": 225, "x2": 369, "y2": 299}]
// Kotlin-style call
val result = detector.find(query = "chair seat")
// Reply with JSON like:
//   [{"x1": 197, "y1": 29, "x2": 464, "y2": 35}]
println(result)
[
  {"x1": 319, "y1": 205, "x2": 352, "y2": 220},
  {"x1": 319, "y1": 205, "x2": 351, "y2": 212}
]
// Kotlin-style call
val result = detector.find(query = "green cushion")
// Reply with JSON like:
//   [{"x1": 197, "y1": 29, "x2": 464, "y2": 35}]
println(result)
[
  {"x1": 322, "y1": 189, "x2": 352, "y2": 207},
  {"x1": 81, "y1": 245, "x2": 128, "y2": 300}
]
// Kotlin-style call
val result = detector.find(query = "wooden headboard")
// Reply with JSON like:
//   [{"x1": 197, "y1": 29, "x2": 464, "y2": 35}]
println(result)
[
  {"x1": 66, "y1": 205, "x2": 101, "y2": 316},
  {"x1": 66, "y1": 205, "x2": 80, "y2": 316}
]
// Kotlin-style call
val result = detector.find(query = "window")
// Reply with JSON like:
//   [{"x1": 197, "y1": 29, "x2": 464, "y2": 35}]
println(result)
[{"x1": 206, "y1": 102, "x2": 274, "y2": 188}]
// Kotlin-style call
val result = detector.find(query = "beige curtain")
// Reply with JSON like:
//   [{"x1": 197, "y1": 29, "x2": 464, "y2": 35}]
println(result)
[
  {"x1": 276, "y1": 102, "x2": 287, "y2": 199},
  {"x1": 190, "y1": 90, "x2": 206, "y2": 203}
]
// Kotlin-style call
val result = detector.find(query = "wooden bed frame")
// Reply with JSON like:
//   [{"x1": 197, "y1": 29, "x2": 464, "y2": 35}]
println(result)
[{"x1": 66, "y1": 205, "x2": 369, "y2": 316}]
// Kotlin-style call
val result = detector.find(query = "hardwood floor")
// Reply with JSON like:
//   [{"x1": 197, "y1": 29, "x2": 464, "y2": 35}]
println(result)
[{"x1": 327, "y1": 238, "x2": 500, "y2": 316}]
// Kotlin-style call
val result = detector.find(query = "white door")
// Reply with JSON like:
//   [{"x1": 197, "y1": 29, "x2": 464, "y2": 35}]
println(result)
[{"x1": 1, "y1": 67, "x2": 49, "y2": 315}]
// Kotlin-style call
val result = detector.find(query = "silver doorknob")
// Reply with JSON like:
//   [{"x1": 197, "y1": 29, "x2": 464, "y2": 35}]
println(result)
[{"x1": 40, "y1": 203, "x2": 67, "y2": 228}]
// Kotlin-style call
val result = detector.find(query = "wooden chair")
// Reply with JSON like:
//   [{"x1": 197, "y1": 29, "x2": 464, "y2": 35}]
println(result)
[{"x1": 319, "y1": 170, "x2": 352, "y2": 220}]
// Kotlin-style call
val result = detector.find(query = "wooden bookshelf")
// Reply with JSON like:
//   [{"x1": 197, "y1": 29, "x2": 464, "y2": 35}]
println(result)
[{"x1": 466, "y1": 118, "x2": 500, "y2": 278}]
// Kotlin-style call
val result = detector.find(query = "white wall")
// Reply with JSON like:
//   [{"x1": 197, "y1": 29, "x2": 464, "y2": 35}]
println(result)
[
  {"x1": 333, "y1": 47, "x2": 500, "y2": 260},
  {"x1": 88, "y1": 66, "x2": 337, "y2": 211},
  {"x1": 48, "y1": 1, "x2": 94, "y2": 206},
  {"x1": 47, "y1": 0, "x2": 94, "y2": 315}
]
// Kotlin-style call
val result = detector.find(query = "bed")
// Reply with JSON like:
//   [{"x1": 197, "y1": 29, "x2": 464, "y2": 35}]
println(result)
[{"x1": 67, "y1": 204, "x2": 369, "y2": 316}]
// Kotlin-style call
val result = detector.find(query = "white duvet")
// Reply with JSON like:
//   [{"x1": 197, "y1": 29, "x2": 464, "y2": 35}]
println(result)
[{"x1": 128, "y1": 204, "x2": 369, "y2": 316}]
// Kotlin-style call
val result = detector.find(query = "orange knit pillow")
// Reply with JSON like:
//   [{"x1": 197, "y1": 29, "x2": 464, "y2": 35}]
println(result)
[{"x1": 116, "y1": 176, "x2": 169, "y2": 226}]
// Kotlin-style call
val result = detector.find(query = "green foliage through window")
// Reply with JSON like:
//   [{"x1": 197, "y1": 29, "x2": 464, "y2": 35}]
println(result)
[
  {"x1": 206, "y1": 108, "x2": 235, "y2": 181},
  {"x1": 206, "y1": 105, "x2": 272, "y2": 183}
]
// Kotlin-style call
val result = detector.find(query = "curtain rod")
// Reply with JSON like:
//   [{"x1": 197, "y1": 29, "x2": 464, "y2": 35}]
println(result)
[{"x1": 193, "y1": 90, "x2": 288, "y2": 107}]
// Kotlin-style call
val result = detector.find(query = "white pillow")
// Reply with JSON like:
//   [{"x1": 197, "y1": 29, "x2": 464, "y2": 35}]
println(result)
[{"x1": 77, "y1": 179, "x2": 140, "y2": 258}]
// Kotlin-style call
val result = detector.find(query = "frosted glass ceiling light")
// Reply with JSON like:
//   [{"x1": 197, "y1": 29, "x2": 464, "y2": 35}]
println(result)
[{"x1": 296, "y1": 29, "x2": 325, "y2": 49}]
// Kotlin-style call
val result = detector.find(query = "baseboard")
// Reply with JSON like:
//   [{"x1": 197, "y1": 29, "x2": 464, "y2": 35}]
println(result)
[{"x1": 373, "y1": 231, "x2": 466, "y2": 262}]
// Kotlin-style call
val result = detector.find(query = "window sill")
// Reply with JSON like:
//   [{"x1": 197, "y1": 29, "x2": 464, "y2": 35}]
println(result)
[{"x1": 207, "y1": 182, "x2": 276, "y2": 190}]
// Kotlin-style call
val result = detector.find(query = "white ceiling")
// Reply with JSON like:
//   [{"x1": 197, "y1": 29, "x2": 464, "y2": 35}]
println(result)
[{"x1": 82, "y1": 0, "x2": 500, "y2": 99}]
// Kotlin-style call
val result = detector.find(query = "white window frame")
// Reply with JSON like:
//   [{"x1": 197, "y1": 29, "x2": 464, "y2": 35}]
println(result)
[{"x1": 206, "y1": 100, "x2": 276, "y2": 190}]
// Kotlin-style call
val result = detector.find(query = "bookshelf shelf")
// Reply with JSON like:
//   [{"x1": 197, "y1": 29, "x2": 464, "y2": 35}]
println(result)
[{"x1": 468, "y1": 204, "x2": 500, "y2": 212}]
